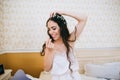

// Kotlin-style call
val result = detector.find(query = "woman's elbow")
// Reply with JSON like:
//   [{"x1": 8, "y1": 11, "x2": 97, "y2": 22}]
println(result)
[
  {"x1": 44, "y1": 66, "x2": 51, "y2": 72},
  {"x1": 82, "y1": 16, "x2": 87, "y2": 22},
  {"x1": 44, "y1": 68, "x2": 49, "y2": 72}
]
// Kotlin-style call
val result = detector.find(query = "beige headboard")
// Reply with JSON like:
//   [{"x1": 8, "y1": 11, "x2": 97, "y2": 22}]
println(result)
[{"x1": 74, "y1": 48, "x2": 120, "y2": 73}]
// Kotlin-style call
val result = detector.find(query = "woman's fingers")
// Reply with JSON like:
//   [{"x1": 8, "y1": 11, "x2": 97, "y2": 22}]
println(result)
[
  {"x1": 50, "y1": 11, "x2": 63, "y2": 17},
  {"x1": 46, "y1": 39, "x2": 54, "y2": 49},
  {"x1": 49, "y1": 39, "x2": 54, "y2": 48},
  {"x1": 45, "y1": 38, "x2": 49, "y2": 47},
  {"x1": 50, "y1": 12, "x2": 57, "y2": 17},
  {"x1": 50, "y1": 12, "x2": 54, "y2": 17},
  {"x1": 48, "y1": 39, "x2": 51, "y2": 48}
]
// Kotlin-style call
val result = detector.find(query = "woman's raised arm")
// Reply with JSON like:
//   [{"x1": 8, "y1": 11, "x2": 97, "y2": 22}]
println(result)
[{"x1": 58, "y1": 11, "x2": 87, "y2": 41}]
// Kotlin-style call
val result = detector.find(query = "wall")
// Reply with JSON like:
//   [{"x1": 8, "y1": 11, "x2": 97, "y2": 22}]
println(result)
[
  {"x1": 0, "y1": 0, "x2": 120, "y2": 52},
  {"x1": 0, "y1": 0, "x2": 4, "y2": 51}
]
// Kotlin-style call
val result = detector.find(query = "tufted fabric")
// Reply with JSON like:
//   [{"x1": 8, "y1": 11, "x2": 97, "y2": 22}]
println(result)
[{"x1": 84, "y1": 62, "x2": 120, "y2": 80}]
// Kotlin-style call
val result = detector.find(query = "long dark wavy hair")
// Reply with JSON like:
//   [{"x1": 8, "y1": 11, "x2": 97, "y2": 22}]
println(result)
[{"x1": 41, "y1": 13, "x2": 77, "y2": 72}]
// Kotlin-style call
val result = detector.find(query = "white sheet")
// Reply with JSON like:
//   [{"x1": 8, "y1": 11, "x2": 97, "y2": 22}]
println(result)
[
  {"x1": 26, "y1": 71, "x2": 106, "y2": 80},
  {"x1": 39, "y1": 71, "x2": 106, "y2": 80}
]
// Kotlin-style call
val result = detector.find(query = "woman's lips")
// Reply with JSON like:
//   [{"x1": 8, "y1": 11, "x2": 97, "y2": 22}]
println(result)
[{"x1": 51, "y1": 35, "x2": 56, "y2": 38}]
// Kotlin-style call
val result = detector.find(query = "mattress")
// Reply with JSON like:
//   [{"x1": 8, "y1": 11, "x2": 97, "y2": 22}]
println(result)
[{"x1": 39, "y1": 71, "x2": 106, "y2": 80}]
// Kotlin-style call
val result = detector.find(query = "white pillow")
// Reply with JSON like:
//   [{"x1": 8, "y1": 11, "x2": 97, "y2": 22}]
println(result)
[{"x1": 84, "y1": 62, "x2": 120, "y2": 80}]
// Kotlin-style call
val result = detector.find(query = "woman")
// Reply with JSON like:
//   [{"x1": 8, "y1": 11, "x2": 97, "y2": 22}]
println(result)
[{"x1": 41, "y1": 11, "x2": 87, "y2": 80}]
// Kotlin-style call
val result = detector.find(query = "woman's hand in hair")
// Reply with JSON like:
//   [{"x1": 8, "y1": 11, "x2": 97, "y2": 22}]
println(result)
[
  {"x1": 50, "y1": 11, "x2": 63, "y2": 17},
  {"x1": 50, "y1": 12, "x2": 55, "y2": 17}
]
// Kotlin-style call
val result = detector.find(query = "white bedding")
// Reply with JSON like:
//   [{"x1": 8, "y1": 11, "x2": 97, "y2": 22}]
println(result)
[{"x1": 39, "y1": 71, "x2": 106, "y2": 80}]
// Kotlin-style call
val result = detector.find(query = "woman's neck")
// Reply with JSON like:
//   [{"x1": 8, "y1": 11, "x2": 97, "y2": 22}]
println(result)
[
  {"x1": 54, "y1": 38, "x2": 64, "y2": 45},
  {"x1": 54, "y1": 38, "x2": 66, "y2": 52}
]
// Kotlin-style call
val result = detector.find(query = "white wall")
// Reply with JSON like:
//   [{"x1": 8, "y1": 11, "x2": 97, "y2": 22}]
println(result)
[
  {"x1": 0, "y1": 0, "x2": 120, "y2": 52},
  {"x1": 0, "y1": 0, "x2": 4, "y2": 51}
]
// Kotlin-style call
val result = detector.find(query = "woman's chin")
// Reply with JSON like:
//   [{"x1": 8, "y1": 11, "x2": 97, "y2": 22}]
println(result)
[
  {"x1": 53, "y1": 38, "x2": 57, "y2": 41},
  {"x1": 53, "y1": 38, "x2": 58, "y2": 41}
]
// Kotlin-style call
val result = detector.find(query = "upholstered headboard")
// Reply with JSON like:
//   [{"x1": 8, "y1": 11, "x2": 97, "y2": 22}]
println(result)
[{"x1": 74, "y1": 48, "x2": 120, "y2": 73}]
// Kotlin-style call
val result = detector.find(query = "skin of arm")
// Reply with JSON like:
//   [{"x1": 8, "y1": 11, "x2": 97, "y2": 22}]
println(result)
[
  {"x1": 60, "y1": 11, "x2": 88, "y2": 41},
  {"x1": 44, "y1": 39, "x2": 54, "y2": 72}
]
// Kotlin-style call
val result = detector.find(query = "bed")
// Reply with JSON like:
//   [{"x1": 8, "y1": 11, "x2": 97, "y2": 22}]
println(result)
[
  {"x1": 39, "y1": 49, "x2": 120, "y2": 80},
  {"x1": 39, "y1": 71, "x2": 106, "y2": 80}
]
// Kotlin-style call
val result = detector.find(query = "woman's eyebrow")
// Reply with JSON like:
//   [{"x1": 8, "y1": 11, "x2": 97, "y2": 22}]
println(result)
[
  {"x1": 47, "y1": 26, "x2": 56, "y2": 30},
  {"x1": 50, "y1": 26, "x2": 56, "y2": 29}
]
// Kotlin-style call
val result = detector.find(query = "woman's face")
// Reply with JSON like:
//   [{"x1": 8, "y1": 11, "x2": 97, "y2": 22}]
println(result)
[{"x1": 47, "y1": 20, "x2": 61, "y2": 41}]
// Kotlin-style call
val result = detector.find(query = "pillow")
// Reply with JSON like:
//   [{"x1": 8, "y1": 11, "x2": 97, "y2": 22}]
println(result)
[
  {"x1": 11, "y1": 69, "x2": 31, "y2": 80},
  {"x1": 84, "y1": 62, "x2": 120, "y2": 80}
]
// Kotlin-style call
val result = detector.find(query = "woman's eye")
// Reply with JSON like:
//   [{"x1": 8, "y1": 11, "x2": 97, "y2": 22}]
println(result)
[{"x1": 52, "y1": 28, "x2": 56, "y2": 30}]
